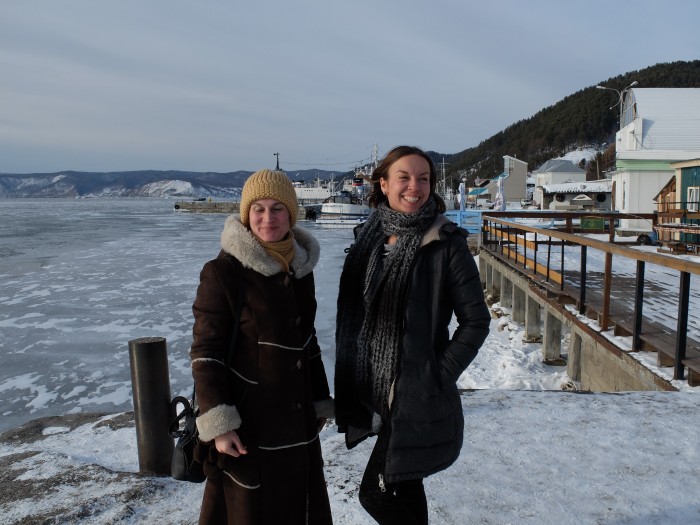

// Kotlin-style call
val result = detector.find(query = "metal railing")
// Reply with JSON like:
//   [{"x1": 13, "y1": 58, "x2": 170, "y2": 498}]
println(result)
[{"x1": 480, "y1": 212, "x2": 700, "y2": 381}]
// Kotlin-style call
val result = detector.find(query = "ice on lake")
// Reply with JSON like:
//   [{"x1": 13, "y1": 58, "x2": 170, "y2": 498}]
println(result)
[{"x1": 0, "y1": 198, "x2": 354, "y2": 433}]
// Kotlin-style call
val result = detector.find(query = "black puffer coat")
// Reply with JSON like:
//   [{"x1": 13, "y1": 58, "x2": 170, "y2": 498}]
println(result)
[{"x1": 337, "y1": 215, "x2": 490, "y2": 483}]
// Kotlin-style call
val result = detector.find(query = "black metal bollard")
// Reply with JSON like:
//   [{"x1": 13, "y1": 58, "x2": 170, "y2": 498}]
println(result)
[{"x1": 128, "y1": 336, "x2": 174, "y2": 475}]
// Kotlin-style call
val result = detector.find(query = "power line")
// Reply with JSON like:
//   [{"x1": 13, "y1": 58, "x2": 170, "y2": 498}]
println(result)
[{"x1": 282, "y1": 156, "x2": 371, "y2": 168}]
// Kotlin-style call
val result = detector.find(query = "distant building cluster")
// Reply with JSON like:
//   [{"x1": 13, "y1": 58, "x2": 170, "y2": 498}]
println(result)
[{"x1": 467, "y1": 87, "x2": 700, "y2": 250}]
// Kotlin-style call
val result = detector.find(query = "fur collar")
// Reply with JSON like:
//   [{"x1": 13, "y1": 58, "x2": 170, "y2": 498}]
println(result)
[
  {"x1": 220, "y1": 215, "x2": 320, "y2": 277},
  {"x1": 421, "y1": 214, "x2": 451, "y2": 247}
]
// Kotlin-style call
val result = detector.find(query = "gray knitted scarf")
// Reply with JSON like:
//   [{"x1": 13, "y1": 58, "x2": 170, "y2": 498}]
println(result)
[{"x1": 335, "y1": 197, "x2": 437, "y2": 425}]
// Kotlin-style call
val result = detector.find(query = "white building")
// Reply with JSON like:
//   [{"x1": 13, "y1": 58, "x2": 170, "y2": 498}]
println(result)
[
  {"x1": 539, "y1": 179, "x2": 613, "y2": 211},
  {"x1": 501, "y1": 155, "x2": 528, "y2": 202},
  {"x1": 466, "y1": 155, "x2": 528, "y2": 207},
  {"x1": 532, "y1": 159, "x2": 586, "y2": 207},
  {"x1": 612, "y1": 88, "x2": 700, "y2": 234}
]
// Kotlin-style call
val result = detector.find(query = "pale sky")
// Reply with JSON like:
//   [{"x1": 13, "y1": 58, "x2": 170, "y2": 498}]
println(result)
[{"x1": 1, "y1": 0, "x2": 699, "y2": 174}]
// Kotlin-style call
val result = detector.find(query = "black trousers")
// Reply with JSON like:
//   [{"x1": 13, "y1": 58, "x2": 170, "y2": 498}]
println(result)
[{"x1": 358, "y1": 427, "x2": 428, "y2": 525}]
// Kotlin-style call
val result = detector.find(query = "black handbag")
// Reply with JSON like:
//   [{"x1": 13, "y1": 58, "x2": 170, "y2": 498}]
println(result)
[
  {"x1": 169, "y1": 257, "x2": 244, "y2": 482},
  {"x1": 169, "y1": 390, "x2": 206, "y2": 482}
]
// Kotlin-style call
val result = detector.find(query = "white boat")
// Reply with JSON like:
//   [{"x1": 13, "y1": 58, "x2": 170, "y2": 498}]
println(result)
[
  {"x1": 294, "y1": 176, "x2": 368, "y2": 222},
  {"x1": 315, "y1": 190, "x2": 370, "y2": 229},
  {"x1": 294, "y1": 174, "x2": 367, "y2": 203},
  {"x1": 293, "y1": 145, "x2": 377, "y2": 228},
  {"x1": 293, "y1": 177, "x2": 334, "y2": 204}
]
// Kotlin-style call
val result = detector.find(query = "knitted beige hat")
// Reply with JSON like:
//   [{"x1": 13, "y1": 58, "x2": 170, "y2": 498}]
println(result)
[{"x1": 240, "y1": 169, "x2": 298, "y2": 227}]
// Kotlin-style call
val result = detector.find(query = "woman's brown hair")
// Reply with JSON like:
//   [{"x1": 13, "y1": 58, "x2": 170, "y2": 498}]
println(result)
[{"x1": 367, "y1": 145, "x2": 446, "y2": 213}]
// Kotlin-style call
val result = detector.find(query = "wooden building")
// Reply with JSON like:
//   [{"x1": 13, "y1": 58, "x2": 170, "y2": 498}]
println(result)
[{"x1": 653, "y1": 158, "x2": 700, "y2": 254}]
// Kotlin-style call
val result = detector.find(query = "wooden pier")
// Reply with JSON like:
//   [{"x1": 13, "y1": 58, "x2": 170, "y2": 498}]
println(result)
[
  {"x1": 173, "y1": 201, "x2": 311, "y2": 220},
  {"x1": 479, "y1": 212, "x2": 700, "y2": 390},
  {"x1": 173, "y1": 200, "x2": 239, "y2": 213}
]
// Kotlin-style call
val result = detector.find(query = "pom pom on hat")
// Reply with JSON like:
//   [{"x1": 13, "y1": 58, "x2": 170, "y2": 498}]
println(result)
[{"x1": 240, "y1": 169, "x2": 298, "y2": 227}]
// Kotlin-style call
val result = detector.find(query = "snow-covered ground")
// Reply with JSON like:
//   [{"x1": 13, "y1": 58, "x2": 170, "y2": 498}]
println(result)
[{"x1": 1, "y1": 198, "x2": 698, "y2": 524}]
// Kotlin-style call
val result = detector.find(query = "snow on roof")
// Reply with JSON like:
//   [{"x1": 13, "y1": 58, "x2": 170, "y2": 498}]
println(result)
[
  {"x1": 534, "y1": 158, "x2": 586, "y2": 174},
  {"x1": 542, "y1": 179, "x2": 612, "y2": 194},
  {"x1": 479, "y1": 172, "x2": 509, "y2": 191}
]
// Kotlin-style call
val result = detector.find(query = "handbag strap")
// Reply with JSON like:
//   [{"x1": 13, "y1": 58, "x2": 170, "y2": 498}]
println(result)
[{"x1": 169, "y1": 395, "x2": 195, "y2": 437}]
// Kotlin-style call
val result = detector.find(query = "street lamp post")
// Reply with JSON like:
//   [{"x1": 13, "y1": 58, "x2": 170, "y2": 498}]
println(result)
[
  {"x1": 595, "y1": 80, "x2": 638, "y2": 119},
  {"x1": 595, "y1": 81, "x2": 637, "y2": 185}
]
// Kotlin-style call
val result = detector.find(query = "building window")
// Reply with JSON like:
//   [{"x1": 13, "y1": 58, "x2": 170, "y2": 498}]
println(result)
[
  {"x1": 688, "y1": 186, "x2": 699, "y2": 212},
  {"x1": 555, "y1": 193, "x2": 565, "y2": 202},
  {"x1": 504, "y1": 157, "x2": 515, "y2": 175},
  {"x1": 621, "y1": 91, "x2": 637, "y2": 128}
]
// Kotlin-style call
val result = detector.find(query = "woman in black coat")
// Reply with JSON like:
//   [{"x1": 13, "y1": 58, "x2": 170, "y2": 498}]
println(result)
[{"x1": 335, "y1": 146, "x2": 491, "y2": 524}]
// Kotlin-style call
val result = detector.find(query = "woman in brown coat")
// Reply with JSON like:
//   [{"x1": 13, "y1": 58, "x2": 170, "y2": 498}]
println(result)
[{"x1": 191, "y1": 169, "x2": 334, "y2": 524}]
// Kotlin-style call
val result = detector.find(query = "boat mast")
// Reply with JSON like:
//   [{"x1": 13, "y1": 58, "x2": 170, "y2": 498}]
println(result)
[
  {"x1": 273, "y1": 152, "x2": 280, "y2": 171},
  {"x1": 438, "y1": 157, "x2": 449, "y2": 196}
]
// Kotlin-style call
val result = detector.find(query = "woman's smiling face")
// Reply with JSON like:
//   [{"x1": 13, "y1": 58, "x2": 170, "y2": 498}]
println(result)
[
  {"x1": 249, "y1": 198, "x2": 291, "y2": 242},
  {"x1": 380, "y1": 154, "x2": 431, "y2": 214}
]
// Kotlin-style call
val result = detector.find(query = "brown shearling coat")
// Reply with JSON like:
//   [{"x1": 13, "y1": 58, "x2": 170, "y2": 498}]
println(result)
[{"x1": 191, "y1": 215, "x2": 334, "y2": 525}]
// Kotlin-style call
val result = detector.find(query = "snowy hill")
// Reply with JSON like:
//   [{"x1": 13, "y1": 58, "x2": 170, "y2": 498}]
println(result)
[
  {"x1": 559, "y1": 146, "x2": 599, "y2": 167},
  {"x1": 0, "y1": 145, "x2": 601, "y2": 200},
  {"x1": 0, "y1": 170, "x2": 250, "y2": 198},
  {"x1": 0, "y1": 169, "x2": 343, "y2": 198}
]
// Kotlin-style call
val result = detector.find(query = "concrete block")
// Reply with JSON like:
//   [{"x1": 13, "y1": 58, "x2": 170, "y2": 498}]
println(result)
[
  {"x1": 524, "y1": 295, "x2": 541, "y2": 342},
  {"x1": 542, "y1": 311, "x2": 562, "y2": 362},
  {"x1": 512, "y1": 286, "x2": 526, "y2": 324},
  {"x1": 500, "y1": 275, "x2": 513, "y2": 309},
  {"x1": 568, "y1": 332, "x2": 582, "y2": 381}
]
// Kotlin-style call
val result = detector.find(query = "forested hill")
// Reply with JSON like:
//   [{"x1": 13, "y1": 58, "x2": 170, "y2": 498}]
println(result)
[{"x1": 441, "y1": 60, "x2": 700, "y2": 184}]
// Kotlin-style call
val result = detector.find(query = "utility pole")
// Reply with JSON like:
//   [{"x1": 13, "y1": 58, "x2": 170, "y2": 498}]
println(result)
[
  {"x1": 438, "y1": 157, "x2": 450, "y2": 194},
  {"x1": 273, "y1": 152, "x2": 280, "y2": 171}
]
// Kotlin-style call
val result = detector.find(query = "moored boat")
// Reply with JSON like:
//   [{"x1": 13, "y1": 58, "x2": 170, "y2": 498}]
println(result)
[{"x1": 315, "y1": 190, "x2": 370, "y2": 229}]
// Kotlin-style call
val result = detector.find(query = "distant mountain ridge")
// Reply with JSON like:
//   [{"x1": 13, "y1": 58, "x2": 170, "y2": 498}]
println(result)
[{"x1": 0, "y1": 169, "x2": 341, "y2": 198}]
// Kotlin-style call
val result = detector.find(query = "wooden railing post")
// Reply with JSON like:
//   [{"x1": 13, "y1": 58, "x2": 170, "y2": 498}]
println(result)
[
  {"x1": 674, "y1": 271, "x2": 690, "y2": 380},
  {"x1": 632, "y1": 261, "x2": 645, "y2": 351},
  {"x1": 560, "y1": 238, "x2": 565, "y2": 291},
  {"x1": 546, "y1": 236, "x2": 552, "y2": 283},
  {"x1": 578, "y1": 245, "x2": 587, "y2": 315},
  {"x1": 602, "y1": 253, "x2": 612, "y2": 331}
]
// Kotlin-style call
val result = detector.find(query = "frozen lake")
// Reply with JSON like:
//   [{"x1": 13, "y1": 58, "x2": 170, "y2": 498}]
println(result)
[{"x1": 0, "y1": 198, "x2": 354, "y2": 433}]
